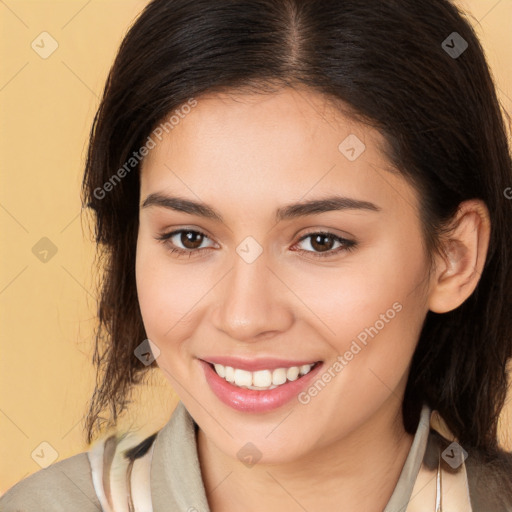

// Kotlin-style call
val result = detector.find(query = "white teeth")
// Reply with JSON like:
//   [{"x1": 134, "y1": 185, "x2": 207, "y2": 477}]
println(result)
[
  {"x1": 286, "y1": 366, "x2": 300, "y2": 381},
  {"x1": 253, "y1": 369, "x2": 272, "y2": 387},
  {"x1": 272, "y1": 368, "x2": 287, "y2": 385},
  {"x1": 225, "y1": 366, "x2": 235, "y2": 383},
  {"x1": 214, "y1": 364, "x2": 226, "y2": 378},
  {"x1": 300, "y1": 364, "x2": 313, "y2": 376},
  {"x1": 246, "y1": 384, "x2": 278, "y2": 390},
  {"x1": 234, "y1": 369, "x2": 252, "y2": 387},
  {"x1": 211, "y1": 362, "x2": 316, "y2": 390}
]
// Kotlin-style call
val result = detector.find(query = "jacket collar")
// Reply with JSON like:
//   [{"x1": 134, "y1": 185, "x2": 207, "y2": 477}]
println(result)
[
  {"x1": 150, "y1": 402, "x2": 435, "y2": 512},
  {"x1": 151, "y1": 401, "x2": 210, "y2": 512}
]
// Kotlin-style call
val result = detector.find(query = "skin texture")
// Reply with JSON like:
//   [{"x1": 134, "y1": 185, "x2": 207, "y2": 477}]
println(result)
[{"x1": 135, "y1": 86, "x2": 490, "y2": 511}]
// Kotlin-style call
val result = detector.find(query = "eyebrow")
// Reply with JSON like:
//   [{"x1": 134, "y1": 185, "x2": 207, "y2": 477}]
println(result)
[{"x1": 141, "y1": 193, "x2": 381, "y2": 222}]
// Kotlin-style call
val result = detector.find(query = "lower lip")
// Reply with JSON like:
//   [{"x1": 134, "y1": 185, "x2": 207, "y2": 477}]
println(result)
[{"x1": 199, "y1": 360, "x2": 323, "y2": 413}]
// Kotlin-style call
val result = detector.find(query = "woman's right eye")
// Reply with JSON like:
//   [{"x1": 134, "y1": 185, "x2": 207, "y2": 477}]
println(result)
[{"x1": 155, "y1": 229, "x2": 216, "y2": 258}]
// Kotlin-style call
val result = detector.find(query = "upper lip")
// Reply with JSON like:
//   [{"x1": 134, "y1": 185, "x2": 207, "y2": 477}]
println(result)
[{"x1": 200, "y1": 356, "x2": 321, "y2": 372}]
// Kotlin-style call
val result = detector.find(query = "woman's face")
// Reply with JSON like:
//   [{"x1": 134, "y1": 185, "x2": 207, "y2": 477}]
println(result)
[{"x1": 136, "y1": 87, "x2": 433, "y2": 464}]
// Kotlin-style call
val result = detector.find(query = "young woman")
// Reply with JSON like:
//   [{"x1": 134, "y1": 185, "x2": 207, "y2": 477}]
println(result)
[{"x1": 2, "y1": 0, "x2": 512, "y2": 510}]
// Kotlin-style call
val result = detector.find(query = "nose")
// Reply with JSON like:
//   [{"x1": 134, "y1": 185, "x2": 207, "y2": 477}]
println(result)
[{"x1": 211, "y1": 248, "x2": 294, "y2": 342}]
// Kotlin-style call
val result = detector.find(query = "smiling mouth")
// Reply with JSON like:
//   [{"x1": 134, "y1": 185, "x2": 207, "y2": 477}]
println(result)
[{"x1": 207, "y1": 361, "x2": 322, "y2": 391}]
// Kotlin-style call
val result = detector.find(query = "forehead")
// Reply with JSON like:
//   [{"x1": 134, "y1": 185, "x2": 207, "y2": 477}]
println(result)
[
  {"x1": 143, "y1": 87, "x2": 370, "y2": 169},
  {"x1": 139, "y1": 87, "x2": 418, "y2": 220}
]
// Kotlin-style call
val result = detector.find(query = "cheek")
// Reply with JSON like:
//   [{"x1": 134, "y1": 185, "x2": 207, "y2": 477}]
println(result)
[
  {"x1": 288, "y1": 232, "x2": 428, "y2": 415},
  {"x1": 320, "y1": 234, "x2": 428, "y2": 401},
  {"x1": 135, "y1": 235, "x2": 181, "y2": 340},
  {"x1": 135, "y1": 233, "x2": 213, "y2": 355},
  {"x1": 280, "y1": 228, "x2": 429, "y2": 349}
]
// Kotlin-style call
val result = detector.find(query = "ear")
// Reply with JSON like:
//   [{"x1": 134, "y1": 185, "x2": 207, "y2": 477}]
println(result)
[{"x1": 428, "y1": 199, "x2": 491, "y2": 314}]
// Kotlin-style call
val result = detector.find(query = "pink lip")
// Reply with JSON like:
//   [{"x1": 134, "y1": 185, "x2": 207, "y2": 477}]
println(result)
[
  {"x1": 199, "y1": 359, "x2": 323, "y2": 413},
  {"x1": 202, "y1": 356, "x2": 319, "y2": 372}
]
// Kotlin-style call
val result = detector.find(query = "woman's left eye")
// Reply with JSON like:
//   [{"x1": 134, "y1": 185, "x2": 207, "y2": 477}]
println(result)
[
  {"x1": 292, "y1": 231, "x2": 357, "y2": 258},
  {"x1": 155, "y1": 229, "x2": 357, "y2": 259}
]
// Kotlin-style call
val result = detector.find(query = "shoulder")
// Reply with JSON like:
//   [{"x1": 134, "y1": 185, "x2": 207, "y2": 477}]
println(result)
[
  {"x1": 426, "y1": 410, "x2": 512, "y2": 510},
  {"x1": 0, "y1": 452, "x2": 100, "y2": 512},
  {"x1": 426, "y1": 428, "x2": 512, "y2": 510},
  {"x1": 0, "y1": 429, "x2": 160, "y2": 512},
  {"x1": 465, "y1": 447, "x2": 512, "y2": 511}
]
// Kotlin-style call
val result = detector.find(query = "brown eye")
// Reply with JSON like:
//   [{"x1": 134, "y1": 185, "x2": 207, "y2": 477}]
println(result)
[
  {"x1": 155, "y1": 228, "x2": 216, "y2": 257},
  {"x1": 309, "y1": 233, "x2": 336, "y2": 252},
  {"x1": 180, "y1": 230, "x2": 205, "y2": 249},
  {"x1": 294, "y1": 231, "x2": 357, "y2": 258}
]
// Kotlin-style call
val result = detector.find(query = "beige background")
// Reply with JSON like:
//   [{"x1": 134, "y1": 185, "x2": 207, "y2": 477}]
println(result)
[{"x1": 0, "y1": 0, "x2": 511, "y2": 495}]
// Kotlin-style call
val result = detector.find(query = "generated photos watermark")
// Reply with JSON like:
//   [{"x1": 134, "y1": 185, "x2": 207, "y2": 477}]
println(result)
[
  {"x1": 298, "y1": 301, "x2": 403, "y2": 404},
  {"x1": 93, "y1": 97, "x2": 198, "y2": 200}
]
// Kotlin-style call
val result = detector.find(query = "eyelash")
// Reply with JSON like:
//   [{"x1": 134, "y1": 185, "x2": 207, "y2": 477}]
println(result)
[{"x1": 155, "y1": 229, "x2": 357, "y2": 259}]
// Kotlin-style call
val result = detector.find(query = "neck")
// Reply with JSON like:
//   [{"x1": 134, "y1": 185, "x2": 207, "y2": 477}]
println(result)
[{"x1": 197, "y1": 396, "x2": 415, "y2": 512}]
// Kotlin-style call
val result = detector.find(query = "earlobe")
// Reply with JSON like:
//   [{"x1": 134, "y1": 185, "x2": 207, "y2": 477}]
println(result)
[{"x1": 428, "y1": 200, "x2": 491, "y2": 314}]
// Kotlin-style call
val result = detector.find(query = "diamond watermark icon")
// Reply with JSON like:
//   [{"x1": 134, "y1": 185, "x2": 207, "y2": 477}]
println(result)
[
  {"x1": 441, "y1": 441, "x2": 468, "y2": 469},
  {"x1": 236, "y1": 236, "x2": 263, "y2": 264},
  {"x1": 134, "y1": 338, "x2": 161, "y2": 366},
  {"x1": 31, "y1": 32, "x2": 59, "y2": 59},
  {"x1": 32, "y1": 237, "x2": 58, "y2": 263},
  {"x1": 237, "y1": 442, "x2": 262, "y2": 468},
  {"x1": 441, "y1": 32, "x2": 468, "y2": 59},
  {"x1": 338, "y1": 134, "x2": 366, "y2": 161},
  {"x1": 31, "y1": 441, "x2": 59, "y2": 469}
]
